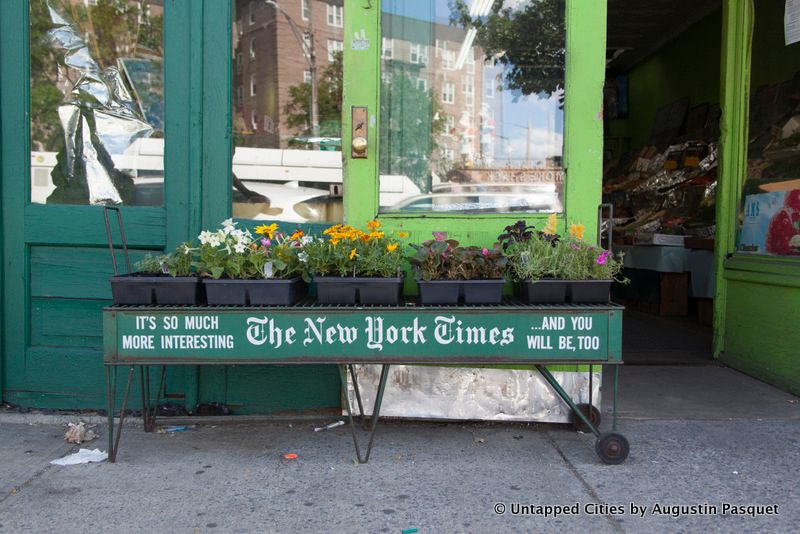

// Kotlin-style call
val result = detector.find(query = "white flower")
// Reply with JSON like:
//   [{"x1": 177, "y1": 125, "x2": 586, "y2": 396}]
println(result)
[
  {"x1": 263, "y1": 262, "x2": 274, "y2": 279},
  {"x1": 221, "y1": 218, "x2": 236, "y2": 234},
  {"x1": 234, "y1": 242, "x2": 247, "y2": 254},
  {"x1": 300, "y1": 235, "x2": 313, "y2": 245},
  {"x1": 207, "y1": 234, "x2": 221, "y2": 248},
  {"x1": 198, "y1": 231, "x2": 213, "y2": 245},
  {"x1": 297, "y1": 251, "x2": 309, "y2": 263}
]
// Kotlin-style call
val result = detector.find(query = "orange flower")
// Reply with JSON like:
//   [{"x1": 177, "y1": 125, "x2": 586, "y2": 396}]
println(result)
[
  {"x1": 349, "y1": 248, "x2": 357, "y2": 260},
  {"x1": 369, "y1": 231, "x2": 384, "y2": 239},
  {"x1": 569, "y1": 223, "x2": 585, "y2": 240},
  {"x1": 331, "y1": 238, "x2": 340, "y2": 246},
  {"x1": 290, "y1": 230, "x2": 304, "y2": 240},
  {"x1": 367, "y1": 220, "x2": 381, "y2": 229},
  {"x1": 397, "y1": 231, "x2": 409, "y2": 238},
  {"x1": 386, "y1": 243, "x2": 398, "y2": 252}
]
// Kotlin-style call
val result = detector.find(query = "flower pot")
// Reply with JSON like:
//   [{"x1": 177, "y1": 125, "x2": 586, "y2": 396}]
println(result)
[
  {"x1": 417, "y1": 279, "x2": 505, "y2": 305},
  {"x1": 110, "y1": 275, "x2": 202, "y2": 305},
  {"x1": 203, "y1": 277, "x2": 306, "y2": 306},
  {"x1": 569, "y1": 280, "x2": 612, "y2": 304},
  {"x1": 520, "y1": 279, "x2": 569, "y2": 304},
  {"x1": 314, "y1": 277, "x2": 403, "y2": 305},
  {"x1": 462, "y1": 279, "x2": 505, "y2": 304},
  {"x1": 416, "y1": 280, "x2": 461, "y2": 305}
]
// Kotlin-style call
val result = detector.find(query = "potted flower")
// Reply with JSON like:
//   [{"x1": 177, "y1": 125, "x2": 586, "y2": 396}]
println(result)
[
  {"x1": 556, "y1": 226, "x2": 626, "y2": 303},
  {"x1": 304, "y1": 220, "x2": 407, "y2": 304},
  {"x1": 197, "y1": 219, "x2": 307, "y2": 306},
  {"x1": 502, "y1": 216, "x2": 568, "y2": 303},
  {"x1": 504, "y1": 217, "x2": 626, "y2": 303},
  {"x1": 109, "y1": 243, "x2": 202, "y2": 305},
  {"x1": 410, "y1": 232, "x2": 508, "y2": 305}
]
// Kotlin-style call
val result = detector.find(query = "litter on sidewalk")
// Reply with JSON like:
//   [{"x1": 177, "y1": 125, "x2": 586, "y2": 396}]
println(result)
[
  {"x1": 51, "y1": 448, "x2": 108, "y2": 466},
  {"x1": 63, "y1": 422, "x2": 97, "y2": 444},
  {"x1": 314, "y1": 421, "x2": 344, "y2": 432}
]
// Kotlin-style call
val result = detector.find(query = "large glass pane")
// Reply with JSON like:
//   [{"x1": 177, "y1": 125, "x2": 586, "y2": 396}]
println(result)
[
  {"x1": 30, "y1": 0, "x2": 165, "y2": 206},
  {"x1": 737, "y1": 0, "x2": 800, "y2": 256},
  {"x1": 379, "y1": 0, "x2": 565, "y2": 214},
  {"x1": 231, "y1": 0, "x2": 344, "y2": 224}
]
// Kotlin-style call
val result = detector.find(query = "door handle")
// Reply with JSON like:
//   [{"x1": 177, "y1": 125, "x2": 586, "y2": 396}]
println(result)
[{"x1": 351, "y1": 106, "x2": 368, "y2": 159}]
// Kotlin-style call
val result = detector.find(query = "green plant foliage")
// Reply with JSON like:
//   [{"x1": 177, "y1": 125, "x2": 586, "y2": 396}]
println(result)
[
  {"x1": 134, "y1": 253, "x2": 168, "y2": 275},
  {"x1": 410, "y1": 232, "x2": 507, "y2": 281}
]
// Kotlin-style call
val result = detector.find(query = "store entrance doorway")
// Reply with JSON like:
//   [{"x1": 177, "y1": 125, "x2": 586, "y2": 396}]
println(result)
[{"x1": 603, "y1": 0, "x2": 722, "y2": 365}]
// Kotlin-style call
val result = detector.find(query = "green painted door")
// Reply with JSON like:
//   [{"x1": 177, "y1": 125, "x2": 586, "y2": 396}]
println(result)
[{"x1": 0, "y1": 0, "x2": 200, "y2": 408}]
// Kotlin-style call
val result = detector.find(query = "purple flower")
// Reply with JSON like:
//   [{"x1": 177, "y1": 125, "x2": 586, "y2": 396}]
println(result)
[
  {"x1": 570, "y1": 243, "x2": 580, "y2": 250},
  {"x1": 433, "y1": 231, "x2": 447, "y2": 242},
  {"x1": 596, "y1": 251, "x2": 610, "y2": 265},
  {"x1": 261, "y1": 238, "x2": 271, "y2": 247},
  {"x1": 481, "y1": 248, "x2": 490, "y2": 256}
]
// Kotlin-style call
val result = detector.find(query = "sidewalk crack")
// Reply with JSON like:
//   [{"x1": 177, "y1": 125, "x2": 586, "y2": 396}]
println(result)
[{"x1": 545, "y1": 429, "x2": 625, "y2": 533}]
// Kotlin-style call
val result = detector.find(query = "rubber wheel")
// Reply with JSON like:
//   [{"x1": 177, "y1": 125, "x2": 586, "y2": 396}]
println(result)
[
  {"x1": 595, "y1": 432, "x2": 630, "y2": 465},
  {"x1": 569, "y1": 403, "x2": 601, "y2": 433}
]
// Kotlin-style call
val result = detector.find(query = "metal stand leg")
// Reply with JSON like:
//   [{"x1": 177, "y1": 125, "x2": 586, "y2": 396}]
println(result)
[
  {"x1": 535, "y1": 364, "x2": 601, "y2": 438},
  {"x1": 339, "y1": 364, "x2": 390, "y2": 463},
  {"x1": 140, "y1": 365, "x2": 166, "y2": 433},
  {"x1": 348, "y1": 364, "x2": 367, "y2": 427},
  {"x1": 106, "y1": 366, "x2": 135, "y2": 463}
]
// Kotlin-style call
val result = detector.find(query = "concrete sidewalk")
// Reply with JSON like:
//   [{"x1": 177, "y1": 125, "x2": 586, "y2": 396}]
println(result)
[{"x1": 1, "y1": 365, "x2": 798, "y2": 533}]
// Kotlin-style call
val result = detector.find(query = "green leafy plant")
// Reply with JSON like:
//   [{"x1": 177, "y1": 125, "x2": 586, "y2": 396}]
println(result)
[
  {"x1": 303, "y1": 221, "x2": 408, "y2": 279},
  {"x1": 504, "y1": 218, "x2": 626, "y2": 281},
  {"x1": 134, "y1": 253, "x2": 168, "y2": 275},
  {"x1": 555, "y1": 237, "x2": 626, "y2": 281},
  {"x1": 410, "y1": 232, "x2": 508, "y2": 281},
  {"x1": 133, "y1": 243, "x2": 194, "y2": 277}
]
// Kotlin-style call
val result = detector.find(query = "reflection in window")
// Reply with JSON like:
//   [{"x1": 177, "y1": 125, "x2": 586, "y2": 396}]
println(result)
[
  {"x1": 737, "y1": 1, "x2": 800, "y2": 257},
  {"x1": 379, "y1": 0, "x2": 566, "y2": 215},
  {"x1": 29, "y1": 0, "x2": 164, "y2": 206},
  {"x1": 231, "y1": 0, "x2": 343, "y2": 224}
]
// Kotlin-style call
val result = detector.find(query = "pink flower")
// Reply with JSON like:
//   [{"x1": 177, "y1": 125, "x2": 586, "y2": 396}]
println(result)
[
  {"x1": 570, "y1": 243, "x2": 580, "y2": 250},
  {"x1": 596, "y1": 251, "x2": 610, "y2": 265},
  {"x1": 261, "y1": 238, "x2": 271, "y2": 247},
  {"x1": 481, "y1": 248, "x2": 490, "y2": 256},
  {"x1": 433, "y1": 231, "x2": 447, "y2": 242}
]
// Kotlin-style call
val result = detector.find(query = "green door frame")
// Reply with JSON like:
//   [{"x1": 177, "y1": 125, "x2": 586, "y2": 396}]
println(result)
[
  {"x1": 342, "y1": 0, "x2": 608, "y2": 241},
  {"x1": 713, "y1": 0, "x2": 753, "y2": 356}
]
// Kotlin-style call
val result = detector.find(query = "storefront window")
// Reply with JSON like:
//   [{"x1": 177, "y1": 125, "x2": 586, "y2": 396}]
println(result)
[
  {"x1": 29, "y1": 0, "x2": 164, "y2": 206},
  {"x1": 379, "y1": 0, "x2": 565, "y2": 215},
  {"x1": 231, "y1": 0, "x2": 344, "y2": 224},
  {"x1": 737, "y1": 0, "x2": 800, "y2": 257}
]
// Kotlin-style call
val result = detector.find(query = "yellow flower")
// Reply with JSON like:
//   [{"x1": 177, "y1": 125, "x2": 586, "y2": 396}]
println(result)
[
  {"x1": 569, "y1": 223, "x2": 585, "y2": 240},
  {"x1": 386, "y1": 243, "x2": 398, "y2": 252},
  {"x1": 367, "y1": 220, "x2": 381, "y2": 229},
  {"x1": 290, "y1": 230, "x2": 304, "y2": 240},
  {"x1": 255, "y1": 223, "x2": 278, "y2": 239},
  {"x1": 397, "y1": 231, "x2": 409, "y2": 238},
  {"x1": 331, "y1": 238, "x2": 340, "y2": 246},
  {"x1": 349, "y1": 248, "x2": 357, "y2": 260},
  {"x1": 544, "y1": 214, "x2": 558, "y2": 236},
  {"x1": 369, "y1": 231, "x2": 384, "y2": 239}
]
